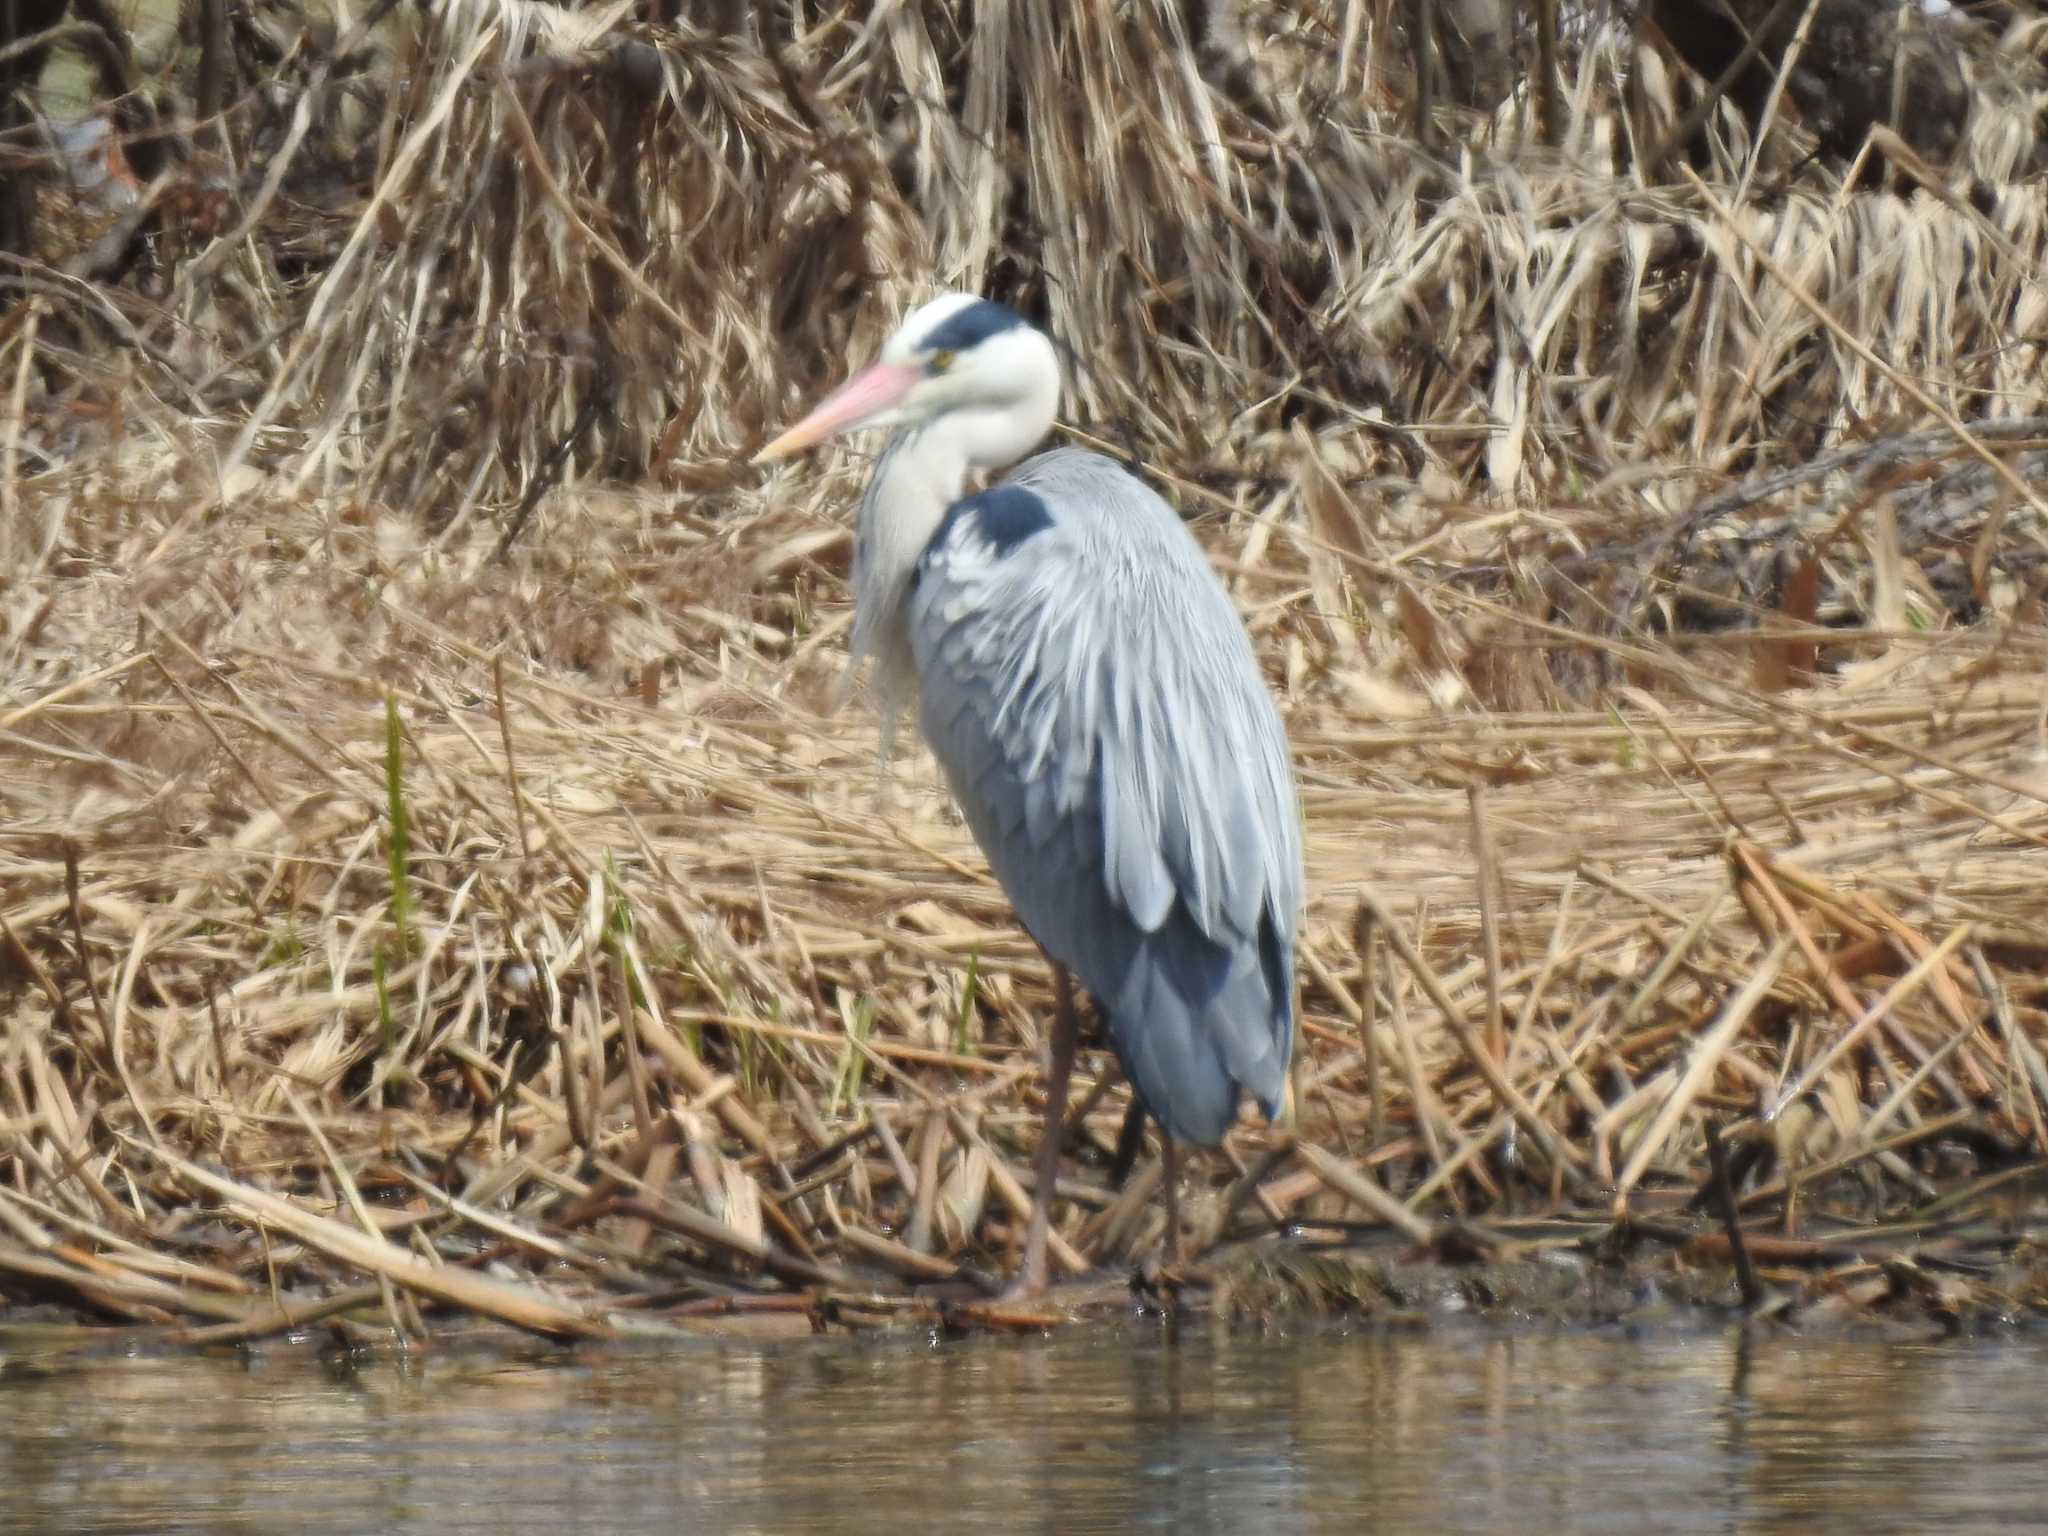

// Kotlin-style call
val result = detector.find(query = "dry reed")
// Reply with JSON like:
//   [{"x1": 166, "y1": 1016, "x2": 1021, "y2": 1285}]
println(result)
[{"x1": 1, "y1": 1, "x2": 2046, "y2": 1338}]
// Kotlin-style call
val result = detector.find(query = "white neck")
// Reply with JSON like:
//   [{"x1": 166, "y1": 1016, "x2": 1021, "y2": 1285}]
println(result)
[{"x1": 847, "y1": 374, "x2": 1059, "y2": 733}]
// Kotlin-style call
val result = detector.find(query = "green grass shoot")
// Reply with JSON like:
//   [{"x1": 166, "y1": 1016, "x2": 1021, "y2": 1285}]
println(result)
[{"x1": 384, "y1": 692, "x2": 415, "y2": 957}]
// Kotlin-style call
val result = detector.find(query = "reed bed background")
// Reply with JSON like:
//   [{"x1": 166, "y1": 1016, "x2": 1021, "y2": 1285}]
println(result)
[{"x1": 1, "y1": 0, "x2": 2046, "y2": 1339}]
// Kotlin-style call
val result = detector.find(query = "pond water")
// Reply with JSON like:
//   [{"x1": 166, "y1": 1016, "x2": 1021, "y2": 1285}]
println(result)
[{"x1": 3, "y1": 1323, "x2": 2044, "y2": 1534}]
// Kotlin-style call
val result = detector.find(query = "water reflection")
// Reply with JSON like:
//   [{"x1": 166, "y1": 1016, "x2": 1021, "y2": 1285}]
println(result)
[{"x1": 1, "y1": 1323, "x2": 2043, "y2": 1534}]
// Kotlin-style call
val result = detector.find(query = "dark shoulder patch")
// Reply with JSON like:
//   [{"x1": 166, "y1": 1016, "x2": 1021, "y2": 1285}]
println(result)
[
  {"x1": 970, "y1": 486, "x2": 1056, "y2": 554},
  {"x1": 923, "y1": 485, "x2": 1055, "y2": 570},
  {"x1": 920, "y1": 299, "x2": 1026, "y2": 355}
]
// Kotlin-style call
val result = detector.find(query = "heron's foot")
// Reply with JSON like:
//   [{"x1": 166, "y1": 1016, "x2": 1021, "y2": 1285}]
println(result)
[
  {"x1": 1131, "y1": 1256, "x2": 1192, "y2": 1308},
  {"x1": 1000, "y1": 1264, "x2": 1052, "y2": 1303}
]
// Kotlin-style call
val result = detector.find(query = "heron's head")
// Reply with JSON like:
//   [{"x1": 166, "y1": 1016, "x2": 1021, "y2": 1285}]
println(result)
[{"x1": 753, "y1": 293, "x2": 1059, "y2": 466}]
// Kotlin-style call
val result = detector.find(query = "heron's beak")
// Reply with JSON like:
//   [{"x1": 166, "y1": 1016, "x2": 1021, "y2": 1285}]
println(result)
[{"x1": 752, "y1": 362, "x2": 921, "y2": 465}]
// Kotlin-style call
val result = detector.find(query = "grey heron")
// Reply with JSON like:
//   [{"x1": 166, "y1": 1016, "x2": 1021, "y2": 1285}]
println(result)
[{"x1": 755, "y1": 294, "x2": 1302, "y2": 1295}]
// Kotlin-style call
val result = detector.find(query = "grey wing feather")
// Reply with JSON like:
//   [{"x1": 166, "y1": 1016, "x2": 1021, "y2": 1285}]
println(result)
[{"x1": 908, "y1": 448, "x2": 1302, "y2": 1146}]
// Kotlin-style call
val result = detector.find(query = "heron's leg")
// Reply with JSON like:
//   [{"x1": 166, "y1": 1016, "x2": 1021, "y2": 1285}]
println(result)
[
  {"x1": 1011, "y1": 962, "x2": 1080, "y2": 1298},
  {"x1": 1108, "y1": 1100, "x2": 1148, "y2": 1191},
  {"x1": 1161, "y1": 1136, "x2": 1182, "y2": 1269}
]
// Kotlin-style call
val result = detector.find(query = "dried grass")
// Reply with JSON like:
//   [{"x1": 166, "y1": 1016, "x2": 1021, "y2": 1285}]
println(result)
[{"x1": 1, "y1": 2, "x2": 2047, "y2": 1336}]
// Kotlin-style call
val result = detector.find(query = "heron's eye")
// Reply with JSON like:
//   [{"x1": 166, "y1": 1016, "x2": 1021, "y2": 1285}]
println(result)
[{"x1": 927, "y1": 349, "x2": 957, "y2": 375}]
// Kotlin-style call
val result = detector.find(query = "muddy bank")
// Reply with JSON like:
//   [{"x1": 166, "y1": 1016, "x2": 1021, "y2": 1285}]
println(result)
[{"x1": 10, "y1": 1213, "x2": 2046, "y2": 1358}]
